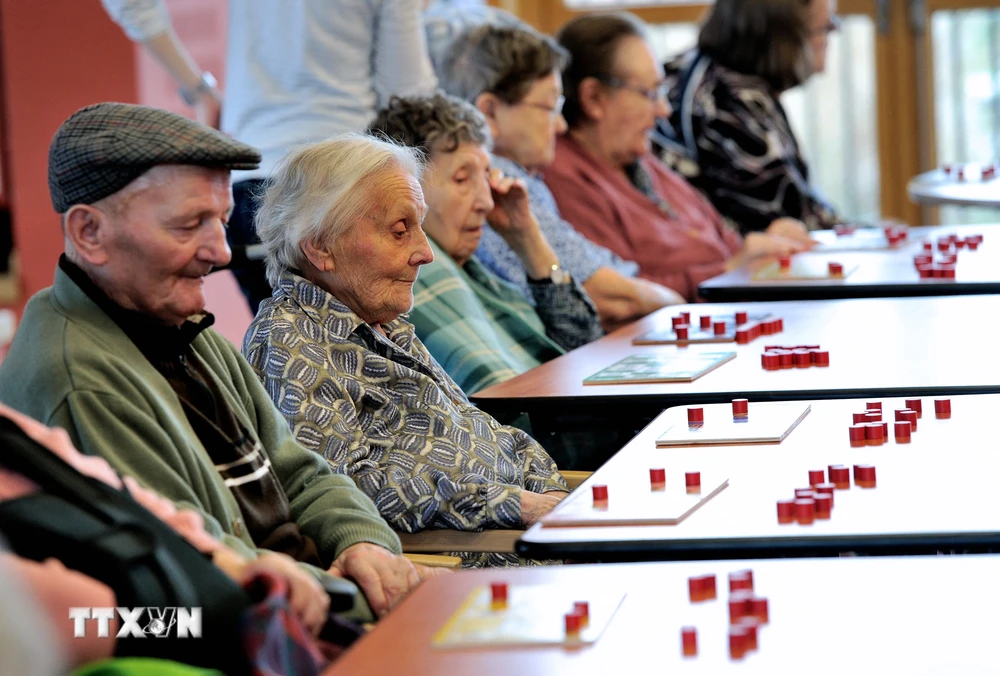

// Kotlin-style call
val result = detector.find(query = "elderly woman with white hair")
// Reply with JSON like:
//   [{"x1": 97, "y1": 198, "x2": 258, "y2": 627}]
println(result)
[{"x1": 242, "y1": 134, "x2": 570, "y2": 568}]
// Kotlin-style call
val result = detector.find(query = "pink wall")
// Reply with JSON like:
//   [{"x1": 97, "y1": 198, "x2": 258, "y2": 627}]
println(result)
[{"x1": 0, "y1": 0, "x2": 250, "y2": 344}]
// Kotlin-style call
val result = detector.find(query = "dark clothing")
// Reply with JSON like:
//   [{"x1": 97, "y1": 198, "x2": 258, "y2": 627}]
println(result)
[
  {"x1": 655, "y1": 50, "x2": 842, "y2": 234},
  {"x1": 221, "y1": 178, "x2": 272, "y2": 314},
  {"x1": 58, "y1": 256, "x2": 321, "y2": 566}
]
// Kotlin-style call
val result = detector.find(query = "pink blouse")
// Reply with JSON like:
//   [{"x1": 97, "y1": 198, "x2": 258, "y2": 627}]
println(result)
[{"x1": 543, "y1": 134, "x2": 742, "y2": 301}]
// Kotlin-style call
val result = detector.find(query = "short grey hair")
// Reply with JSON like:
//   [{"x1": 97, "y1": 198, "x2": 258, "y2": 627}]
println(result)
[
  {"x1": 254, "y1": 133, "x2": 423, "y2": 287},
  {"x1": 439, "y1": 24, "x2": 569, "y2": 104},
  {"x1": 367, "y1": 93, "x2": 491, "y2": 158}
]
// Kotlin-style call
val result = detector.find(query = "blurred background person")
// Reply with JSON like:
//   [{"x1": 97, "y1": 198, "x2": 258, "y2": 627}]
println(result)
[
  {"x1": 546, "y1": 11, "x2": 813, "y2": 302},
  {"x1": 102, "y1": 0, "x2": 438, "y2": 312},
  {"x1": 654, "y1": 0, "x2": 843, "y2": 233}
]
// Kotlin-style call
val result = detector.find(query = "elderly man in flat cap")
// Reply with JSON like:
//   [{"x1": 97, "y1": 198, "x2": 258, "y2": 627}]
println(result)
[{"x1": 0, "y1": 102, "x2": 438, "y2": 620}]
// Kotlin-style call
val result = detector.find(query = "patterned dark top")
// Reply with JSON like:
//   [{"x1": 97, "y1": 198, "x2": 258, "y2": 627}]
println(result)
[
  {"x1": 243, "y1": 272, "x2": 569, "y2": 567},
  {"x1": 655, "y1": 50, "x2": 842, "y2": 234}
]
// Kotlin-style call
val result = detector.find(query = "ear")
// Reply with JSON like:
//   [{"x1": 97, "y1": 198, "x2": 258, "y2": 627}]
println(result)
[
  {"x1": 300, "y1": 237, "x2": 335, "y2": 274},
  {"x1": 577, "y1": 77, "x2": 606, "y2": 122},
  {"x1": 63, "y1": 205, "x2": 111, "y2": 266},
  {"x1": 474, "y1": 92, "x2": 502, "y2": 140}
]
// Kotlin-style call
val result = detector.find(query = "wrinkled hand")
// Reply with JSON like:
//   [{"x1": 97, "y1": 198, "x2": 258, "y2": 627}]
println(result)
[
  {"x1": 486, "y1": 169, "x2": 536, "y2": 238},
  {"x1": 246, "y1": 552, "x2": 330, "y2": 636},
  {"x1": 520, "y1": 490, "x2": 566, "y2": 527},
  {"x1": 766, "y1": 218, "x2": 816, "y2": 247},
  {"x1": 328, "y1": 543, "x2": 422, "y2": 618},
  {"x1": 734, "y1": 232, "x2": 812, "y2": 268}
]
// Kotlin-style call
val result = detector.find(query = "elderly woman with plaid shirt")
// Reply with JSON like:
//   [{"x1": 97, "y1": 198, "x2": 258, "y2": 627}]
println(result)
[{"x1": 242, "y1": 131, "x2": 572, "y2": 568}]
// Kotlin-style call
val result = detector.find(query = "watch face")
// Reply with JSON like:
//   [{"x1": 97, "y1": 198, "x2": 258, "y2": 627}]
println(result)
[{"x1": 551, "y1": 267, "x2": 571, "y2": 285}]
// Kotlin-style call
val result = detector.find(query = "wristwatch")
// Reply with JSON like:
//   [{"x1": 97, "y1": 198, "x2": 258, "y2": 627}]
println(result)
[
  {"x1": 530, "y1": 263, "x2": 572, "y2": 285},
  {"x1": 179, "y1": 72, "x2": 220, "y2": 106}
]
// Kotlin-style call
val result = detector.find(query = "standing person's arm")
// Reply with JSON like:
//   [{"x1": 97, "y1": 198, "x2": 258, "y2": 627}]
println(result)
[
  {"x1": 373, "y1": 0, "x2": 438, "y2": 104},
  {"x1": 100, "y1": 0, "x2": 221, "y2": 126}
]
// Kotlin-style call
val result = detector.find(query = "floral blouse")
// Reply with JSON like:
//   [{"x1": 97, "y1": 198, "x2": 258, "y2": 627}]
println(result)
[{"x1": 242, "y1": 271, "x2": 568, "y2": 567}]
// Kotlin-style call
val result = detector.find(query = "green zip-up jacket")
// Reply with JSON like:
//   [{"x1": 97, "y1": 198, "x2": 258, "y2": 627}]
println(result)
[{"x1": 0, "y1": 267, "x2": 401, "y2": 568}]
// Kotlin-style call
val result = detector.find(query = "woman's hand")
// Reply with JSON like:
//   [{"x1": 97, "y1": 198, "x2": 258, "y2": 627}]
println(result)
[
  {"x1": 766, "y1": 217, "x2": 816, "y2": 247},
  {"x1": 486, "y1": 169, "x2": 537, "y2": 239},
  {"x1": 728, "y1": 232, "x2": 812, "y2": 270},
  {"x1": 520, "y1": 490, "x2": 567, "y2": 527}
]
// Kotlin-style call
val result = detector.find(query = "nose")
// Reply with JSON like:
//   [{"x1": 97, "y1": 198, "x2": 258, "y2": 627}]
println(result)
[
  {"x1": 655, "y1": 96, "x2": 671, "y2": 118},
  {"x1": 409, "y1": 225, "x2": 434, "y2": 267},
  {"x1": 199, "y1": 217, "x2": 232, "y2": 268},
  {"x1": 477, "y1": 173, "x2": 495, "y2": 215}
]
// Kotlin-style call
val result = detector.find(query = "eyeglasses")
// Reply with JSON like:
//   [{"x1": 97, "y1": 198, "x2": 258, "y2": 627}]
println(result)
[
  {"x1": 810, "y1": 15, "x2": 842, "y2": 36},
  {"x1": 517, "y1": 95, "x2": 565, "y2": 118},
  {"x1": 595, "y1": 76, "x2": 669, "y2": 103}
]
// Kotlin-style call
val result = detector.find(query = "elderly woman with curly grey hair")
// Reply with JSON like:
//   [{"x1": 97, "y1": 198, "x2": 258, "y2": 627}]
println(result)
[
  {"x1": 367, "y1": 92, "x2": 602, "y2": 394},
  {"x1": 241, "y1": 133, "x2": 571, "y2": 568}
]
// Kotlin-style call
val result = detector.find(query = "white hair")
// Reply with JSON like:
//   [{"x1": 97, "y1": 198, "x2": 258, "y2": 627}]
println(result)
[{"x1": 254, "y1": 133, "x2": 424, "y2": 287}]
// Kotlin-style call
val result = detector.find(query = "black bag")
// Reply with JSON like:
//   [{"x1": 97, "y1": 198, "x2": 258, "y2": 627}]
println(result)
[{"x1": 0, "y1": 415, "x2": 250, "y2": 673}]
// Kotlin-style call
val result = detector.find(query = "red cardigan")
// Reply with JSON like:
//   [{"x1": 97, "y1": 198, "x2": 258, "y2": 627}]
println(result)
[{"x1": 543, "y1": 134, "x2": 742, "y2": 301}]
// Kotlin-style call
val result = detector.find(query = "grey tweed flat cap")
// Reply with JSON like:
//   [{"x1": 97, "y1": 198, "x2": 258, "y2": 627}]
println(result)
[{"x1": 48, "y1": 102, "x2": 261, "y2": 213}]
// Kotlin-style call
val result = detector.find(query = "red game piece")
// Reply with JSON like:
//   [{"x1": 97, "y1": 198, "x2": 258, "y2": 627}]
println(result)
[
  {"x1": 939, "y1": 264, "x2": 957, "y2": 279},
  {"x1": 729, "y1": 571, "x2": 753, "y2": 593},
  {"x1": 922, "y1": 240, "x2": 934, "y2": 251},
  {"x1": 713, "y1": 320, "x2": 727, "y2": 336},
  {"x1": 490, "y1": 581, "x2": 509, "y2": 607},
  {"x1": 573, "y1": 601, "x2": 590, "y2": 624},
  {"x1": 792, "y1": 349, "x2": 812, "y2": 368},
  {"x1": 737, "y1": 617, "x2": 760, "y2": 652},
  {"x1": 732, "y1": 398, "x2": 749, "y2": 418},
  {"x1": 917, "y1": 264, "x2": 934, "y2": 279},
  {"x1": 777, "y1": 350, "x2": 794, "y2": 369},
  {"x1": 750, "y1": 597, "x2": 769, "y2": 623},
  {"x1": 811, "y1": 349, "x2": 830, "y2": 367},
  {"x1": 681, "y1": 626, "x2": 698, "y2": 657},
  {"x1": 680, "y1": 311, "x2": 691, "y2": 324},
  {"x1": 852, "y1": 412, "x2": 868, "y2": 424},
  {"x1": 794, "y1": 498, "x2": 815, "y2": 525},
  {"x1": 685, "y1": 472, "x2": 701, "y2": 493},
  {"x1": 649, "y1": 467, "x2": 666, "y2": 490},
  {"x1": 853, "y1": 464, "x2": 877, "y2": 488},
  {"x1": 968, "y1": 239, "x2": 981, "y2": 250},
  {"x1": 688, "y1": 574, "x2": 717, "y2": 602},
  {"x1": 894, "y1": 421, "x2": 911, "y2": 443},
  {"x1": 905, "y1": 399, "x2": 923, "y2": 415},
  {"x1": 687, "y1": 407, "x2": 704, "y2": 426},
  {"x1": 955, "y1": 237, "x2": 967, "y2": 249},
  {"x1": 898, "y1": 409, "x2": 918, "y2": 432},
  {"x1": 808, "y1": 469, "x2": 826, "y2": 486},
  {"x1": 778, "y1": 255, "x2": 791, "y2": 271},
  {"x1": 728, "y1": 591, "x2": 753, "y2": 624},
  {"x1": 867, "y1": 401, "x2": 882, "y2": 411},
  {"x1": 735, "y1": 311, "x2": 749, "y2": 325},
  {"x1": 934, "y1": 398, "x2": 952, "y2": 419},
  {"x1": 865, "y1": 411, "x2": 882, "y2": 423},
  {"x1": 849, "y1": 424, "x2": 867, "y2": 447},
  {"x1": 794, "y1": 487, "x2": 815, "y2": 499},
  {"x1": 913, "y1": 254, "x2": 933, "y2": 267},
  {"x1": 776, "y1": 499, "x2": 795, "y2": 524},
  {"x1": 865, "y1": 422, "x2": 884, "y2": 446},
  {"x1": 761, "y1": 352, "x2": 781, "y2": 370},
  {"x1": 675, "y1": 325, "x2": 690, "y2": 340},
  {"x1": 565, "y1": 612, "x2": 583, "y2": 636},
  {"x1": 671, "y1": 315, "x2": 685, "y2": 328},
  {"x1": 814, "y1": 482, "x2": 836, "y2": 497},
  {"x1": 735, "y1": 328, "x2": 752, "y2": 344},
  {"x1": 813, "y1": 493, "x2": 833, "y2": 519},
  {"x1": 700, "y1": 315, "x2": 712, "y2": 330},
  {"x1": 828, "y1": 465, "x2": 851, "y2": 488},
  {"x1": 827, "y1": 261, "x2": 844, "y2": 277},
  {"x1": 729, "y1": 626, "x2": 750, "y2": 660},
  {"x1": 591, "y1": 485, "x2": 608, "y2": 506}
]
